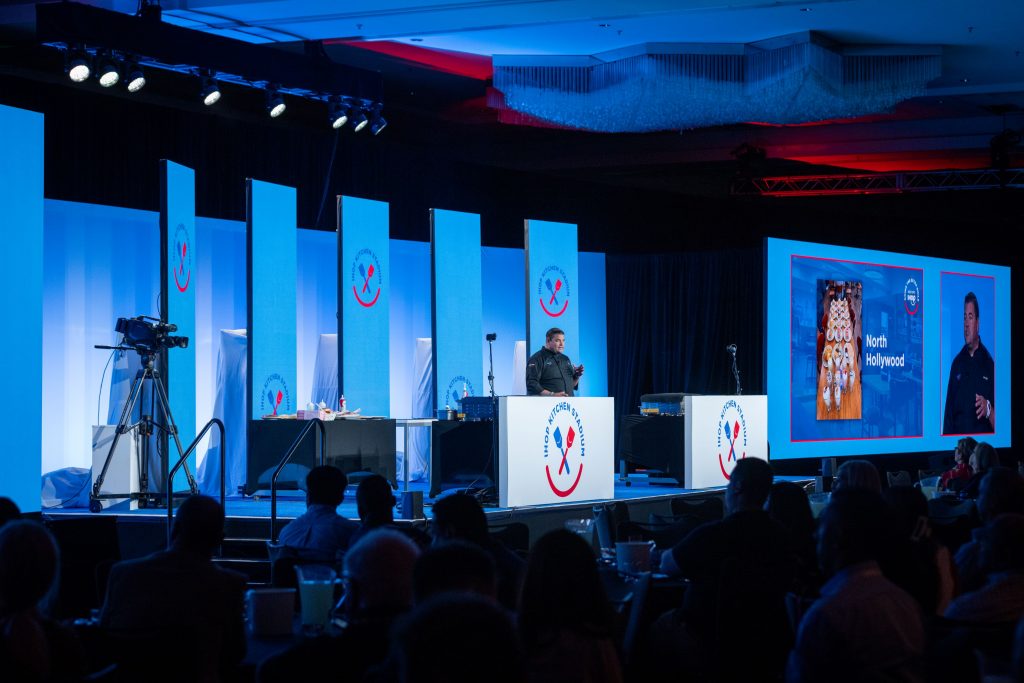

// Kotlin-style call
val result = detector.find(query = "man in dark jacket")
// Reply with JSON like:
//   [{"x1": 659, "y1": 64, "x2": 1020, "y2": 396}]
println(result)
[{"x1": 526, "y1": 327, "x2": 583, "y2": 397}]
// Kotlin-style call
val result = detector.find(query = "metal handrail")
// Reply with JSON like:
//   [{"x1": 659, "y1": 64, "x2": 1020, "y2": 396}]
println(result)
[
  {"x1": 270, "y1": 419, "x2": 327, "y2": 542},
  {"x1": 166, "y1": 418, "x2": 226, "y2": 546}
]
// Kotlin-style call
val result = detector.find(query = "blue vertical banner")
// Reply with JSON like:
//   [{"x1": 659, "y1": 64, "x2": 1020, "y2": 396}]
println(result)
[
  {"x1": 339, "y1": 196, "x2": 390, "y2": 416},
  {"x1": 161, "y1": 161, "x2": 196, "y2": 491},
  {"x1": 247, "y1": 180, "x2": 298, "y2": 422},
  {"x1": 526, "y1": 219, "x2": 580, "y2": 362},
  {"x1": 431, "y1": 209, "x2": 483, "y2": 412},
  {"x1": 0, "y1": 105, "x2": 43, "y2": 512}
]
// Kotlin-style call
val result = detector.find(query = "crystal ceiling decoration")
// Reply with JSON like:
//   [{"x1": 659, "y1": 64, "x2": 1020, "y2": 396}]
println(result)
[{"x1": 490, "y1": 32, "x2": 942, "y2": 132}]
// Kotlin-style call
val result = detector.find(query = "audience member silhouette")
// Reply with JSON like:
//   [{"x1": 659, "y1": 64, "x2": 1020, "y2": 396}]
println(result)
[
  {"x1": 946, "y1": 513, "x2": 1024, "y2": 624},
  {"x1": 430, "y1": 493, "x2": 524, "y2": 609},
  {"x1": 100, "y1": 495, "x2": 246, "y2": 680},
  {"x1": 767, "y1": 481, "x2": 821, "y2": 595},
  {"x1": 349, "y1": 474, "x2": 430, "y2": 549},
  {"x1": 955, "y1": 466, "x2": 1024, "y2": 592},
  {"x1": 832, "y1": 459, "x2": 882, "y2": 494},
  {"x1": 961, "y1": 441, "x2": 1000, "y2": 500},
  {"x1": 258, "y1": 529, "x2": 421, "y2": 683},
  {"x1": 941, "y1": 437, "x2": 978, "y2": 492},
  {"x1": 882, "y1": 485, "x2": 953, "y2": 614},
  {"x1": 787, "y1": 489, "x2": 925, "y2": 683},
  {"x1": 388, "y1": 593, "x2": 526, "y2": 683},
  {"x1": 518, "y1": 529, "x2": 622, "y2": 683},
  {"x1": 278, "y1": 465, "x2": 359, "y2": 564},
  {"x1": 660, "y1": 457, "x2": 795, "y2": 681},
  {"x1": 413, "y1": 540, "x2": 497, "y2": 603},
  {"x1": 0, "y1": 520, "x2": 85, "y2": 682},
  {"x1": 0, "y1": 496, "x2": 21, "y2": 528}
]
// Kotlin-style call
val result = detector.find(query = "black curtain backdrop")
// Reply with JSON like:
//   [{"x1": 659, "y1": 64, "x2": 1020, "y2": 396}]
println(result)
[{"x1": 606, "y1": 248, "x2": 764, "y2": 435}]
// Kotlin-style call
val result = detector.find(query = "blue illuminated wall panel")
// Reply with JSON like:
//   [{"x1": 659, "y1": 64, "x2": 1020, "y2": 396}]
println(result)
[
  {"x1": 578, "y1": 252, "x2": 608, "y2": 397},
  {"x1": 161, "y1": 161, "x2": 196, "y2": 490},
  {"x1": 340, "y1": 196, "x2": 390, "y2": 416},
  {"x1": 247, "y1": 180, "x2": 297, "y2": 421},
  {"x1": 526, "y1": 220, "x2": 580, "y2": 362},
  {"x1": 0, "y1": 105, "x2": 43, "y2": 512},
  {"x1": 431, "y1": 209, "x2": 483, "y2": 412}
]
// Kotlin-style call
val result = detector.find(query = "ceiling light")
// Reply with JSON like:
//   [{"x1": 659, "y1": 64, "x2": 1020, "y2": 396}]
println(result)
[
  {"x1": 66, "y1": 51, "x2": 91, "y2": 83},
  {"x1": 369, "y1": 107, "x2": 387, "y2": 135},
  {"x1": 124, "y1": 60, "x2": 145, "y2": 93},
  {"x1": 350, "y1": 108, "x2": 369, "y2": 132},
  {"x1": 266, "y1": 86, "x2": 286, "y2": 118},
  {"x1": 199, "y1": 73, "x2": 221, "y2": 105},
  {"x1": 96, "y1": 53, "x2": 121, "y2": 87},
  {"x1": 327, "y1": 97, "x2": 349, "y2": 129}
]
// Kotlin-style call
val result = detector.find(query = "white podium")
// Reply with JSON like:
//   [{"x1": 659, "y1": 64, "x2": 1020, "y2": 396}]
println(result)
[
  {"x1": 684, "y1": 395, "x2": 768, "y2": 489},
  {"x1": 498, "y1": 396, "x2": 615, "y2": 508}
]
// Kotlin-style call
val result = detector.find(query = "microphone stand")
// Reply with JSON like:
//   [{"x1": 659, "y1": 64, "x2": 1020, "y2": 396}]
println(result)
[{"x1": 729, "y1": 348, "x2": 742, "y2": 396}]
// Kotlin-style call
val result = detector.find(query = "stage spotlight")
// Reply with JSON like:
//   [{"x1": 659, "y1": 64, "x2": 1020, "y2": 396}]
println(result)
[
  {"x1": 66, "y1": 51, "x2": 91, "y2": 83},
  {"x1": 327, "y1": 98, "x2": 349, "y2": 129},
  {"x1": 199, "y1": 74, "x2": 221, "y2": 106},
  {"x1": 369, "y1": 107, "x2": 387, "y2": 136},
  {"x1": 266, "y1": 87, "x2": 286, "y2": 118},
  {"x1": 350, "y1": 108, "x2": 369, "y2": 132},
  {"x1": 124, "y1": 60, "x2": 145, "y2": 93},
  {"x1": 96, "y1": 53, "x2": 121, "y2": 87}
]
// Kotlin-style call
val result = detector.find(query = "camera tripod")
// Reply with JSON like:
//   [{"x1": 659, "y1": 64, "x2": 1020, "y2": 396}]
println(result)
[{"x1": 90, "y1": 350, "x2": 198, "y2": 512}]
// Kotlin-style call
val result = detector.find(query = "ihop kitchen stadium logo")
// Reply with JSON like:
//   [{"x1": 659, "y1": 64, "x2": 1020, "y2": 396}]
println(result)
[
  {"x1": 444, "y1": 375, "x2": 475, "y2": 409},
  {"x1": 537, "y1": 265, "x2": 570, "y2": 317},
  {"x1": 260, "y1": 374, "x2": 292, "y2": 417},
  {"x1": 717, "y1": 400, "x2": 748, "y2": 480},
  {"x1": 172, "y1": 223, "x2": 192, "y2": 293},
  {"x1": 351, "y1": 248, "x2": 383, "y2": 308},
  {"x1": 903, "y1": 277, "x2": 921, "y2": 315},
  {"x1": 543, "y1": 401, "x2": 586, "y2": 497}
]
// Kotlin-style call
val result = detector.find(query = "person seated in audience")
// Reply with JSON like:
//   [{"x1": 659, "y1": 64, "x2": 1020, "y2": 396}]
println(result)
[
  {"x1": 430, "y1": 493, "x2": 524, "y2": 610},
  {"x1": 946, "y1": 514, "x2": 1024, "y2": 624},
  {"x1": 955, "y1": 467, "x2": 1024, "y2": 593},
  {"x1": 100, "y1": 495, "x2": 246, "y2": 679},
  {"x1": 258, "y1": 529, "x2": 421, "y2": 683},
  {"x1": 0, "y1": 520, "x2": 85, "y2": 682},
  {"x1": 767, "y1": 481, "x2": 821, "y2": 596},
  {"x1": 518, "y1": 529, "x2": 622, "y2": 683},
  {"x1": 349, "y1": 474, "x2": 430, "y2": 549},
  {"x1": 413, "y1": 540, "x2": 497, "y2": 603},
  {"x1": 787, "y1": 490, "x2": 925, "y2": 683},
  {"x1": 278, "y1": 465, "x2": 359, "y2": 563},
  {"x1": 660, "y1": 458, "x2": 795, "y2": 681},
  {"x1": 832, "y1": 459, "x2": 882, "y2": 494},
  {"x1": 387, "y1": 593, "x2": 526, "y2": 683},
  {"x1": 0, "y1": 497, "x2": 21, "y2": 528},
  {"x1": 941, "y1": 437, "x2": 978, "y2": 492},
  {"x1": 960, "y1": 441, "x2": 1001, "y2": 500},
  {"x1": 882, "y1": 486, "x2": 954, "y2": 614}
]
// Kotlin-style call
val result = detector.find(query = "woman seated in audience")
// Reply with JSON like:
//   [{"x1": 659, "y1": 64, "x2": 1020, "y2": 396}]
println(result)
[
  {"x1": 940, "y1": 437, "x2": 978, "y2": 492},
  {"x1": 0, "y1": 520, "x2": 85, "y2": 682},
  {"x1": 961, "y1": 442, "x2": 1000, "y2": 500},
  {"x1": 518, "y1": 529, "x2": 622, "y2": 683}
]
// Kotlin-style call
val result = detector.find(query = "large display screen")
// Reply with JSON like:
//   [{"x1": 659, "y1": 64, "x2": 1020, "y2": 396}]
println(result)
[{"x1": 766, "y1": 238, "x2": 1010, "y2": 459}]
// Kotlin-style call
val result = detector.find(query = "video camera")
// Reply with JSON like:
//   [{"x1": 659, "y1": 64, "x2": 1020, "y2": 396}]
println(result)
[{"x1": 115, "y1": 316, "x2": 189, "y2": 353}]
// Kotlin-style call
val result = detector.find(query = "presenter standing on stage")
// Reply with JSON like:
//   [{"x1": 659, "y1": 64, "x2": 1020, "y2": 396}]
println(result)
[{"x1": 526, "y1": 327, "x2": 583, "y2": 397}]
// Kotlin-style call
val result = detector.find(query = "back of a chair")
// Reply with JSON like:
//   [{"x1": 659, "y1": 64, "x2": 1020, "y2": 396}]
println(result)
[
  {"x1": 670, "y1": 496, "x2": 724, "y2": 523},
  {"x1": 594, "y1": 501, "x2": 631, "y2": 549},
  {"x1": 887, "y1": 470, "x2": 912, "y2": 488},
  {"x1": 620, "y1": 571, "x2": 652, "y2": 668}
]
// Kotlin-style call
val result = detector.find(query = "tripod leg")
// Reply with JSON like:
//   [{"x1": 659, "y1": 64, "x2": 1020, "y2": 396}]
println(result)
[
  {"x1": 152, "y1": 373, "x2": 200, "y2": 495},
  {"x1": 92, "y1": 371, "x2": 147, "y2": 502}
]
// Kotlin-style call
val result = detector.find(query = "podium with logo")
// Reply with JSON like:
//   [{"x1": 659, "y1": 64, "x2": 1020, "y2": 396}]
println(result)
[
  {"x1": 684, "y1": 395, "x2": 768, "y2": 489},
  {"x1": 498, "y1": 396, "x2": 615, "y2": 508}
]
